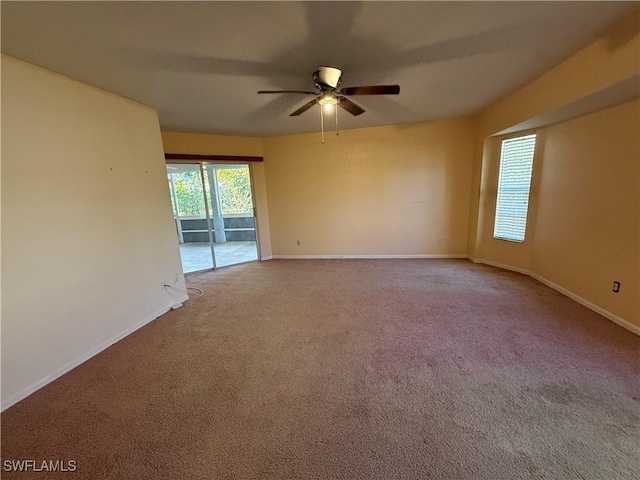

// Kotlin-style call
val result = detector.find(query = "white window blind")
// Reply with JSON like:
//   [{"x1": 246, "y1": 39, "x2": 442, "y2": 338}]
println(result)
[{"x1": 493, "y1": 134, "x2": 536, "y2": 242}]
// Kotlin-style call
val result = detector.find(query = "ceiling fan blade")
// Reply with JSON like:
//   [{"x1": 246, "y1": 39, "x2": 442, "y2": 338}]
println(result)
[
  {"x1": 338, "y1": 97, "x2": 365, "y2": 116},
  {"x1": 340, "y1": 85, "x2": 400, "y2": 96},
  {"x1": 290, "y1": 99, "x2": 318, "y2": 116},
  {"x1": 258, "y1": 90, "x2": 318, "y2": 95}
]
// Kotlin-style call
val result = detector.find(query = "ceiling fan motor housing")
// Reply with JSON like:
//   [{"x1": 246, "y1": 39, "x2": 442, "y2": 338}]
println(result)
[{"x1": 313, "y1": 66, "x2": 342, "y2": 90}]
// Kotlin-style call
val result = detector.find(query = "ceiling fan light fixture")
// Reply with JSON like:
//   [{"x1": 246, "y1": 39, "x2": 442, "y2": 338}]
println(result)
[{"x1": 318, "y1": 93, "x2": 338, "y2": 108}]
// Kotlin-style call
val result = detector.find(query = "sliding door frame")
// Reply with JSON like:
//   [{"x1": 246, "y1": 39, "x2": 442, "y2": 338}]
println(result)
[
  {"x1": 198, "y1": 163, "x2": 218, "y2": 270},
  {"x1": 165, "y1": 154, "x2": 263, "y2": 273}
]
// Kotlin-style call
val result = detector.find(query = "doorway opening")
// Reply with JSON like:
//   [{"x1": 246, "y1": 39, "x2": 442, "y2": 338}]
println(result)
[{"x1": 166, "y1": 162, "x2": 259, "y2": 274}]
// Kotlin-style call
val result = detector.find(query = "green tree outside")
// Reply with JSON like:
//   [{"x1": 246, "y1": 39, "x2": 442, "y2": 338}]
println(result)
[
  {"x1": 216, "y1": 167, "x2": 253, "y2": 215},
  {"x1": 169, "y1": 167, "x2": 252, "y2": 217}
]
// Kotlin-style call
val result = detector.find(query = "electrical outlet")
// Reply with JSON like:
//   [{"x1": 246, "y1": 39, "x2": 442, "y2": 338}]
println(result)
[
  {"x1": 173, "y1": 273, "x2": 180, "y2": 285},
  {"x1": 439, "y1": 237, "x2": 445, "y2": 244},
  {"x1": 612, "y1": 281, "x2": 620, "y2": 293}
]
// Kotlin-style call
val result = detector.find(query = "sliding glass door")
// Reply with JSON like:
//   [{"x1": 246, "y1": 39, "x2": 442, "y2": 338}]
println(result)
[
  {"x1": 202, "y1": 164, "x2": 259, "y2": 267},
  {"x1": 166, "y1": 162, "x2": 259, "y2": 274}
]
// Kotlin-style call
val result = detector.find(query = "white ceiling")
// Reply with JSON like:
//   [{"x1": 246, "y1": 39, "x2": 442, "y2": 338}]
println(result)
[{"x1": 2, "y1": 1, "x2": 636, "y2": 137}]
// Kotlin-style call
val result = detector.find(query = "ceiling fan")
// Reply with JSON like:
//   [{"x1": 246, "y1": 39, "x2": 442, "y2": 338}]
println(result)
[{"x1": 257, "y1": 66, "x2": 400, "y2": 117}]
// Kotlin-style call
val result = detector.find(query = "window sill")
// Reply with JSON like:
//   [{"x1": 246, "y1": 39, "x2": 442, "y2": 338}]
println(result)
[{"x1": 493, "y1": 236, "x2": 524, "y2": 244}]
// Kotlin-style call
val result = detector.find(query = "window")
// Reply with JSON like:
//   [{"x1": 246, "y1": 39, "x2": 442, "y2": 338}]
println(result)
[{"x1": 493, "y1": 133, "x2": 536, "y2": 242}]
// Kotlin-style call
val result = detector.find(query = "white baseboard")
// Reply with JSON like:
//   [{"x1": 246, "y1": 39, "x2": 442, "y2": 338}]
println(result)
[
  {"x1": 272, "y1": 254, "x2": 469, "y2": 260},
  {"x1": 528, "y1": 272, "x2": 640, "y2": 336},
  {"x1": 6, "y1": 255, "x2": 635, "y2": 411},
  {"x1": 260, "y1": 255, "x2": 273, "y2": 261},
  {"x1": 470, "y1": 257, "x2": 639, "y2": 336},
  {"x1": 469, "y1": 257, "x2": 530, "y2": 276},
  {"x1": 1, "y1": 294, "x2": 189, "y2": 412}
]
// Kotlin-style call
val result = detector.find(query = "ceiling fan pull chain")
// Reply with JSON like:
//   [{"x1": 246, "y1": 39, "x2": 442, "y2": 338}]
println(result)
[
  {"x1": 335, "y1": 106, "x2": 339, "y2": 136},
  {"x1": 320, "y1": 105, "x2": 325, "y2": 144}
]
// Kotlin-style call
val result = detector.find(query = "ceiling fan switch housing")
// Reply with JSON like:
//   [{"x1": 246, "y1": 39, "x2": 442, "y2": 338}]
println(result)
[{"x1": 314, "y1": 66, "x2": 342, "y2": 89}]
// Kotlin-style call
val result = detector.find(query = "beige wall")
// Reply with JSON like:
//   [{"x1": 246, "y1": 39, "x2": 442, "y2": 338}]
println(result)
[
  {"x1": 469, "y1": 28, "x2": 640, "y2": 330},
  {"x1": 473, "y1": 100, "x2": 639, "y2": 328},
  {"x1": 263, "y1": 119, "x2": 475, "y2": 256},
  {"x1": 531, "y1": 100, "x2": 639, "y2": 326},
  {"x1": 160, "y1": 132, "x2": 272, "y2": 258},
  {"x1": 161, "y1": 131, "x2": 263, "y2": 157},
  {"x1": 479, "y1": 29, "x2": 639, "y2": 137},
  {"x1": 468, "y1": 29, "x2": 640, "y2": 261},
  {"x1": 1, "y1": 56, "x2": 186, "y2": 409}
]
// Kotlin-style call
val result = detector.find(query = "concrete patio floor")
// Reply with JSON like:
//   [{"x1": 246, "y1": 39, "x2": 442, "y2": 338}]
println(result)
[{"x1": 179, "y1": 241, "x2": 258, "y2": 273}]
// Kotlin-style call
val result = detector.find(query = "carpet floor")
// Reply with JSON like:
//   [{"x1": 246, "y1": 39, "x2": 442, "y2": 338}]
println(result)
[{"x1": 2, "y1": 259, "x2": 639, "y2": 479}]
